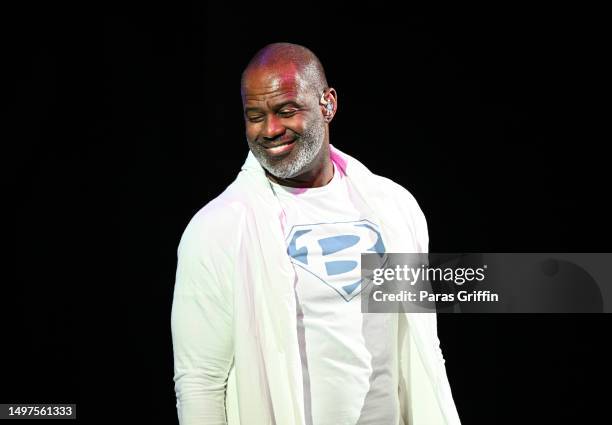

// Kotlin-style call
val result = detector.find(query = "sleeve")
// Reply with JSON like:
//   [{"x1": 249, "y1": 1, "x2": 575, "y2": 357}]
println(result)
[
  {"x1": 407, "y1": 196, "x2": 462, "y2": 424},
  {"x1": 383, "y1": 176, "x2": 429, "y2": 253},
  {"x1": 394, "y1": 182, "x2": 461, "y2": 423},
  {"x1": 406, "y1": 189, "x2": 429, "y2": 254},
  {"x1": 171, "y1": 205, "x2": 238, "y2": 425}
]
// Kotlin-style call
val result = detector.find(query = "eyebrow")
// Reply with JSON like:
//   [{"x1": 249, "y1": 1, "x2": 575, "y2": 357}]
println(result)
[{"x1": 244, "y1": 100, "x2": 301, "y2": 114}]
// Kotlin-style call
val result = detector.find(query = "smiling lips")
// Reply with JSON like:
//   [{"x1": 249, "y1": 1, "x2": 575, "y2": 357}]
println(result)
[{"x1": 263, "y1": 139, "x2": 295, "y2": 156}]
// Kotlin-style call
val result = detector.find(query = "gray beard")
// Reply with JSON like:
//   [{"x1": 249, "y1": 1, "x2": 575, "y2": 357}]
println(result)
[{"x1": 248, "y1": 120, "x2": 326, "y2": 179}]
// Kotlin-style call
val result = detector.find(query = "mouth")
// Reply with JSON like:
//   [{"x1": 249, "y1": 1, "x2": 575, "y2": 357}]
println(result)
[{"x1": 262, "y1": 139, "x2": 296, "y2": 157}]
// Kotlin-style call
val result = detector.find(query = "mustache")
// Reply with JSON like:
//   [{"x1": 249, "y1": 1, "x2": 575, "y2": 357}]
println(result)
[{"x1": 256, "y1": 134, "x2": 300, "y2": 147}]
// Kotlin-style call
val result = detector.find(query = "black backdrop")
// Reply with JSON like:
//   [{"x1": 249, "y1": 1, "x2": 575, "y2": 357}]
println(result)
[{"x1": 7, "y1": 2, "x2": 610, "y2": 424}]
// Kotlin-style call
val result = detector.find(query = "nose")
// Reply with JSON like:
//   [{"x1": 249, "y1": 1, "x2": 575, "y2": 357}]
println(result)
[{"x1": 261, "y1": 114, "x2": 285, "y2": 141}]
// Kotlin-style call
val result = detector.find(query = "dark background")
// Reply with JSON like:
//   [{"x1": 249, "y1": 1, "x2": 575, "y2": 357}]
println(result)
[{"x1": 7, "y1": 2, "x2": 610, "y2": 424}]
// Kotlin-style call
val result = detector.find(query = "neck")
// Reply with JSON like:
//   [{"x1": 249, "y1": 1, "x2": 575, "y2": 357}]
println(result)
[{"x1": 266, "y1": 144, "x2": 334, "y2": 188}]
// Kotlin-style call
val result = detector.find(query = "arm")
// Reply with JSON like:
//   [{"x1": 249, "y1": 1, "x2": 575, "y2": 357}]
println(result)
[
  {"x1": 395, "y1": 184, "x2": 462, "y2": 424},
  {"x1": 171, "y1": 207, "x2": 236, "y2": 425}
]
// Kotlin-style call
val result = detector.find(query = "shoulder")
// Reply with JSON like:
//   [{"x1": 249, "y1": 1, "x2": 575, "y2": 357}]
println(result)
[
  {"x1": 375, "y1": 174, "x2": 426, "y2": 218},
  {"x1": 371, "y1": 173, "x2": 429, "y2": 252},
  {"x1": 336, "y1": 146, "x2": 425, "y2": 217},
  {"x1": 177, "y1": 194, "x2": 249, "y2": 264},
  {"x1": 333, "y1": 146, "x2": 429, "y2": 250}
]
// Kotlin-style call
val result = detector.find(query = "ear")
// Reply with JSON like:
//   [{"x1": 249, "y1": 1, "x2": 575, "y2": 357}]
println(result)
[{"x1": 319, "y1": 88, "x2": 338, "y2": 123}]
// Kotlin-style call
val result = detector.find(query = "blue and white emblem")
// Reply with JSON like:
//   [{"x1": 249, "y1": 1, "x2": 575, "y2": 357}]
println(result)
[{"x1": 286, "y1": 219, "x2": 385, "y2": 301}]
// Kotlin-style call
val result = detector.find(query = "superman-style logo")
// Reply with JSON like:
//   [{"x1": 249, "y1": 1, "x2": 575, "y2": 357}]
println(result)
[{"x1": 286, "y1": 219, "x2": 385, "y2": 301}]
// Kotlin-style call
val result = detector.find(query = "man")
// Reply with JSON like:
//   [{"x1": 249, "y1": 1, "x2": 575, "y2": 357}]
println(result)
[{"x1": 171, "y1": 43, "x2": 461, "y2": 425}]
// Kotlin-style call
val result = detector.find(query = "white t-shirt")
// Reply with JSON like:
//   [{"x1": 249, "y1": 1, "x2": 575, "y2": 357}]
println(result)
[{"x1": 268, "y1": 162, "x2": 402, "y2": 425}]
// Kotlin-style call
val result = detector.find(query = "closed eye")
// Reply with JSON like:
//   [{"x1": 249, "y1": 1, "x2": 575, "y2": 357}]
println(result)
[
  {"x1": 278, "y1": 109, "x2": 298, "y2": 118},
  {"x1": 247, "y1": 115, "x2": 265, "y2": 123}
]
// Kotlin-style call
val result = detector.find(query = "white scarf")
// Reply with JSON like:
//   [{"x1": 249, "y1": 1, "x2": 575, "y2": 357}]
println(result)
[{"x1": 221, "y1": 144, "x2": 461, "y2": 425}]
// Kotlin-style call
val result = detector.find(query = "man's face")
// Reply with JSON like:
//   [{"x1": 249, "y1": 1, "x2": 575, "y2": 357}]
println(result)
[{"x1": 242, "y1": 64, "x2": 326, "y2": 179}]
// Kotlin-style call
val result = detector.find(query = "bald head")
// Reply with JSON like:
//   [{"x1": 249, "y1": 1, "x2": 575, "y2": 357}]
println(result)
[{"x1": 241, "y1": 43, "x2": 328, "y2": 97}]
